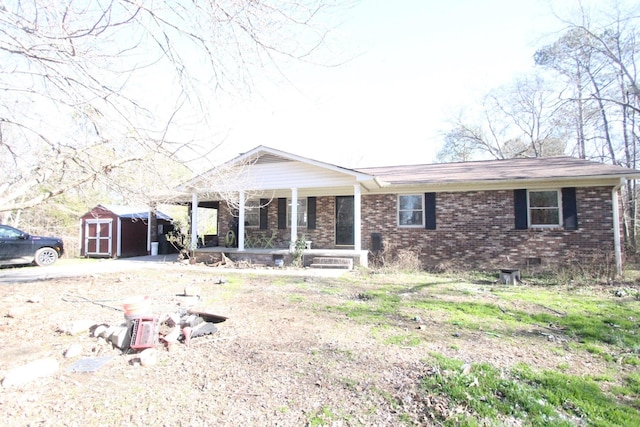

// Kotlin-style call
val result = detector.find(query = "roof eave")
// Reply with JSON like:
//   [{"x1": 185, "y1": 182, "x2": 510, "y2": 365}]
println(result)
[{"x1": 378, "y1": 174, "x2": 639, "y2": 192}]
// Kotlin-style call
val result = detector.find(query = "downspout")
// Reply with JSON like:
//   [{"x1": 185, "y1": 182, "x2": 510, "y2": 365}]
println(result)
[
  {"x1": 238, "y1": 190, "x2": 245, "y2": 251},
  {"x1": 147, "y1": 210, "x2": 151, "y2": 255},
  {"x1": 612, "y1": 178, "x2": 624, "y2": 277},
  {"x1": 116, "y1": 218, "x2": 121, "y2": 258},
  {"x1": 191, "y1": 193, "x2": 199, "y2": 250}
]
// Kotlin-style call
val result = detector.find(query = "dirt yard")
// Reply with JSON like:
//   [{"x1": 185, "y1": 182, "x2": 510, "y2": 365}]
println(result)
[{"x1": 0, "y1": 263, "x2": 618, "y2": 426}]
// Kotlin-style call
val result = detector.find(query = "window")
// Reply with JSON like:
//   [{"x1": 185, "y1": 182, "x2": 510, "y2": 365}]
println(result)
[
  {"x1": 398, "y1": 195, "x2": 424, "y2": 227},
  {"x1": 286, "y1": 198, "x2": 308, "y2": 227},
  {"x1": 528, "y1": 190, "x2": 561, "y2": 227},
  {"x1": 244, "y1": 200, "x2": 260, "y2": 227}
]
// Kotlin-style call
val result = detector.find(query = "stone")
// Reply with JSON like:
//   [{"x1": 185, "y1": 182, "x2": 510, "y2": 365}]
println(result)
[
  {"x1": 181, "y1": 314, "x2": 203, "y2": 328},
  {"x1": 6, "y1": 305, "x2": 28, "y2": 318},
  {"x1": 139, "y1": 348, "x2": 158, "y2": 367},
  {"x1": 92, "y1": 325, "x2": 109, "y2": 338},
  {"x1": 64, "y1": 344, "x2": 83, "y2": 358},
  {"x1": 163, "y1": 312, "x2": 180, "y2": 328},
  {"x1": 2, "y1": 357, "x2": 59, "y2": 387},
  {"x1": 60, "y1": 320, "x2": 96, "y2": 335},
  {"x1": 162, "y1": 326, "x2": 181, "y2": 344},
  {"x1": 108, "y1": 326, "x2": 131, "y2": 350}
]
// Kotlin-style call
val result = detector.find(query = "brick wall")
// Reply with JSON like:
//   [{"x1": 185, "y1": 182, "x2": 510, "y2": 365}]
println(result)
[
  {"x1": 219, "y1": 198, "x2": 337, "y2": 249},
  {"x1": 217, "y1": 186, "x2": 620, "y2": 270},
  {"x1": 361, "y1": 187, "x2": 619, "y2": 269}
]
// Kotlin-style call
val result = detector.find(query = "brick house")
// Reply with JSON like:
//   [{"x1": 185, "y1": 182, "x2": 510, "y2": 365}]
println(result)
[{"x1": 178, "y1": 146, "x2": 640, "y2": 273}]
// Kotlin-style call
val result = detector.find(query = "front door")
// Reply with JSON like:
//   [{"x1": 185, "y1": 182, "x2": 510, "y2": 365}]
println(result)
[{"x1": 335, "y1": 196, "x2": 354, "y2": 246}]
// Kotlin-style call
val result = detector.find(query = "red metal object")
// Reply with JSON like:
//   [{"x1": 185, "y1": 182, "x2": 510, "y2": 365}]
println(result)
[{"x1": 129, "y1": 317, "x2": 159, "y2": 350}]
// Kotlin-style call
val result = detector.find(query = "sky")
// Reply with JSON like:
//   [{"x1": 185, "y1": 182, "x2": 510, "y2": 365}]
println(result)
[{"x1": 201, "y1": 0, "x2": 581, "y2": 169}]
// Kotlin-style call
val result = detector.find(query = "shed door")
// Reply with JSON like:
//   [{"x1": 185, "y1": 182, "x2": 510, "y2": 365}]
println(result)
[{"x1": 85, "y1": 219, "x2": 113, "y2": 256}]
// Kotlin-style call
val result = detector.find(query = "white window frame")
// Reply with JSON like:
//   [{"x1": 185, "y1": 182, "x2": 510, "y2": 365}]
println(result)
[
  {"x1": 397, "y1": 194, "x2": 425, "y2": 228},
  {"x1": 527, "y1": 189, "x2": 562, "y2": 228},
  {"x1": 287, "y1": 198, "x2": 308, "y2": 228}
]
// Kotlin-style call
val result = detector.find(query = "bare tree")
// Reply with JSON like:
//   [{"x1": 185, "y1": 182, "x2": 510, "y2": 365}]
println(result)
[
  {"x1": 0, "y1": 0, "x2": 348, "y2": 217},
  {"x1": 437, "y1": 72, "x2": 567, "y2": 162},
  {"x1": 536, "y1": 0, "x2": 640, "y2": 249}
]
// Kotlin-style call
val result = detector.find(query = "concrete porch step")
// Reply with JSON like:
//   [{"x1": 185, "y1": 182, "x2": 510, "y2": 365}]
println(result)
[{"x1": 309, "y1": 257, "x2": 353, "y2": 270}]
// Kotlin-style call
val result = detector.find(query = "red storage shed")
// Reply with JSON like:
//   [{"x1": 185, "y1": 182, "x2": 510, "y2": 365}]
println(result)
[{"x1": 80, "y1": 205, "x2": 173, "y2": 258}]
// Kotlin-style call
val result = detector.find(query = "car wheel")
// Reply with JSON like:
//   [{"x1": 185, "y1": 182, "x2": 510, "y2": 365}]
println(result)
[{"x1": 34, "y1": 247, "x2": 59, "y2": 266}]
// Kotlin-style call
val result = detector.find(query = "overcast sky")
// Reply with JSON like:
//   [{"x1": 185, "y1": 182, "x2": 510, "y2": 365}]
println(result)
[{"x1": 202, "y1": 0, "x2": 597, "y2": 169}]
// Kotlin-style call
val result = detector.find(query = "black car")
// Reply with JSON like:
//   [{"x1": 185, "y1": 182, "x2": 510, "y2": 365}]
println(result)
[{"x1": 0, "y1": 225, "x2": 64, "y2": 267}]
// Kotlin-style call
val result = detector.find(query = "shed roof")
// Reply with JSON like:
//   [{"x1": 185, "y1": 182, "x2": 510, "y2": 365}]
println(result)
[
  {"x1": 99, "y1": 205, "x2": 172, "y2": 221},
  {"x1": 356, "y1": 156, "x2": 640, "y2": 186}
]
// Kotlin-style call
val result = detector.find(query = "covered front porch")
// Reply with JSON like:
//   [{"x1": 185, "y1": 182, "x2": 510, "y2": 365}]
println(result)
[
  {"x1": 168, "y1": 146, "x2": 384, "y2": 269},
  {"x1": 192, "y1": 246, "x2": 368, "y2": 269}
]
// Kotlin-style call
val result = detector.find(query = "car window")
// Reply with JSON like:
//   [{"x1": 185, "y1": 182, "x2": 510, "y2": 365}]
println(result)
[{"x1": 0, "y1": 226, "x2": 22, "y2": 239}]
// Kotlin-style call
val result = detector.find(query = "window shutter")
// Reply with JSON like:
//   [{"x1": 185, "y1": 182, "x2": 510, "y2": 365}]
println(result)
[
  {"x1": 259, "y1": 199, "x2": 269, "y2": 230},
  {"x1": 562, "y1": 187, "x2": 578, "y2": 230},
  {"x1": 514, "y1": 189, "x2": 528, "y2": 230},
  {"x1": 307, "y1": 197, "x2": 317, "y2": 229},
  {"x1": 277, "y1": 198, "x2": 287, "y2": 229},
  {"x1": 425, "y1": 192, "x2": 436, "y2": 230}
]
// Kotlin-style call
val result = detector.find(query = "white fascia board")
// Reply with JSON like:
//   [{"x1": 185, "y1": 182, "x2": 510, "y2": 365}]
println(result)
[
  {"x1": 368, "y1": 176, "x2": 631, "y2": 194},
  {"x1": 222, "y1": 146, "x2": 375, "y2": 182}
]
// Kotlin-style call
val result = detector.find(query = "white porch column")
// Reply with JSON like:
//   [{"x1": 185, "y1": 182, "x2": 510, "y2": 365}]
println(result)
[
  {"x1": 238, "y1": 191, "x2": 246, "y2": 251},
  {"x1": 354, "y1": 184, "x2": 362, "y2": 251},
  {"x1": 290, "y1": 188, "x2": 298, "y2": 251},
  {"x1": 146, "y1": 209, "x2": 152, "y2": 254},
  {"x1": 191, "y1": 193, "x2": 198, "y2": 249}
]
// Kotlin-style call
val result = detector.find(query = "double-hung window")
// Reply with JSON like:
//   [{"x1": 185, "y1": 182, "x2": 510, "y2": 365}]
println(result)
[
  {"x1": 398, "y1": 195, "x2": 424, "y2": 227},
  {"x1": 244, "y1": 200, "x2": 260, "y2": 228},
  {"x1": 287, "y1": 198, "x2": 308, "y2": 227},
  {"x1": 528, "y1": 190, "x2": 562, "y2": 227}
]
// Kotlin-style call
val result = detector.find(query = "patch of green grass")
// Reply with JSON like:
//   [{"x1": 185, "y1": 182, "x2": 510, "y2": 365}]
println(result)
[
  {"x1": 584, "y1": 343, "x2": 608, "y2": 356},
  {"x1": 329, "y1": 289, "x2": 401, "y2": 324},
  {"x1": 621, "y1": 354, "x2": 640, "y2": 366},
  {"x1": 406, "y1": 283, "x2": 639, "y2": 356},
  {"x1": 341, "y1": 377, "x2": 359, "y2": 391},
  {"x1": 384, "y1": 333, "x2": 422, "y2": 346},
  {"x1": 612, "y1": 372, "x2": 640, "y2": 407},
  {"x1": 287, "y1": 294, "x2": 306, "y2": 303},
  {"x1": 408, "y1": 299, "x2": 521, "y2": 332},
  {"x1": 307, "y1": 406, "x2": 337, "y2": 426},
  {"x1": 319, "y1": 285, "x2": 343, "y2": 295},
  {"x1": 420, "y1": 353, "x2": 640, "y2": 426},
  {"x1": 326, "y1": 272, "x2": 638, "y2": 359},
  {"x1": 515, "y1": 365, "x2": 640, "y2": 426}
]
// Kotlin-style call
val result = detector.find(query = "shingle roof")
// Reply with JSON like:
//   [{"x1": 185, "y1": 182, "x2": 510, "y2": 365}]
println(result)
[{"x1": 355, "y1": 157, "x2": 640, "y2": 185}]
